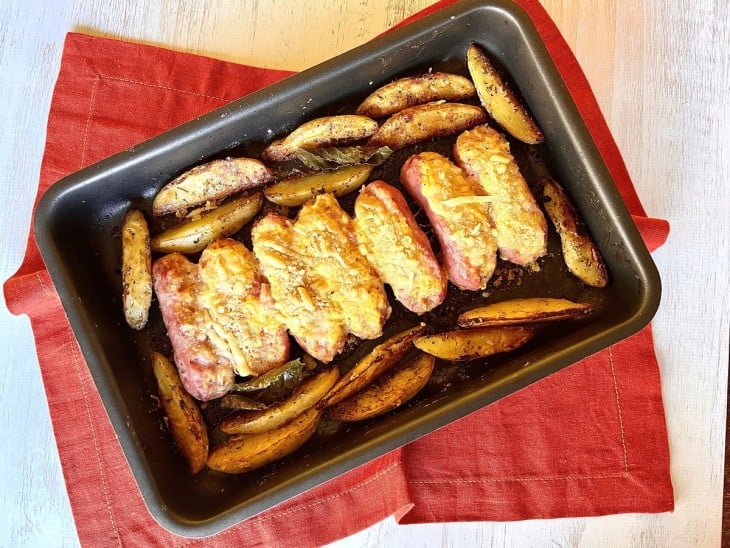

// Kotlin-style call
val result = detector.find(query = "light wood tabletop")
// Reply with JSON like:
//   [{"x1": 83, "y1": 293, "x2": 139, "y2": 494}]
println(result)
[{"x1": 1, "y1": 1, "x2": 728, "y2": 546}]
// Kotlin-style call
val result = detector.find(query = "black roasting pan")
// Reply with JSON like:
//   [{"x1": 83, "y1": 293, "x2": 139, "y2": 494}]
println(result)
[{"x1": 34, "y1": 0, "x2": 661, "y2": 536}]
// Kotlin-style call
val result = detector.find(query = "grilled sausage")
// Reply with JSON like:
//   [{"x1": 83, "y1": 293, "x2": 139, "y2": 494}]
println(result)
[
  {"x1": 252, "y1": 193, "x2": 390, "y2": 362},
  {"x1": 198, "y1": 238, "x2": 290, "y2": 377},
  {"x1": 153, "y1": 253, "x2": 235, "y2": 401},
  {"x1": 400, "y1": 152, "x2": 498, "y2": 291},
  {"x1": 354, "y1": 181, "x2": 447, "y2": 313},
  {"x1": 454, "y1": 125, "x2": 547, "y2": 267}
]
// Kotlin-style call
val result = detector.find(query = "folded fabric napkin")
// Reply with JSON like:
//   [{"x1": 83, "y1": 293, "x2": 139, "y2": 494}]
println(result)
[{"x1": 3, "y1": 0, "x2": 673, "y2": 546}]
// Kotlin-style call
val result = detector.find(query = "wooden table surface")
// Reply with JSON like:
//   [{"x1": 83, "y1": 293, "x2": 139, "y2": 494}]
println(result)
[{"x1": 1, "y1": 1, "x2": 728, "y2": 546}]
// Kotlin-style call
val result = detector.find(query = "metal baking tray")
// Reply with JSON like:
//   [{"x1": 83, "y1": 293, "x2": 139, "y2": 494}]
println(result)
[{"x1": 34, "y1": 0, "x2": 660, "y2": 536}]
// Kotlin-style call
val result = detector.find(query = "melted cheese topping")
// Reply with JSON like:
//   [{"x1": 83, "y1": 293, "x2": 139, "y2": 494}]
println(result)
[
  {"x1": 252, "y1": 194, "x2": 390, "y2": 362},
  {"x1": 417, "y1": 152, "x2": 498, "y2": 277},
  {"x1": 198, "y1": 239, "x2": 288, "y2": 376},
  {"x1": 152, "y1": 253, "x2": 235, "y2": 400},
  {"x1": 440, "y1": 195, "x2": 496, "y2": 208},
  {"x1": 354, "y1": 183, "x2": 445, "y2": 314},
  {"x1": 455, "y1": 125, "x2": 547, "y2": 265}
]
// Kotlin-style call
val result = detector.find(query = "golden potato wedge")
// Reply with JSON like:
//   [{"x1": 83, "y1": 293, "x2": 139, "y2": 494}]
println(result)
[
  {"x1": 413, "y1": 326, "x2": 533, "y2": 361},
  {"x1": 220, "y1": 366, "x2": 339, "y2": 435},
  {"x1": 262, "y1": 115, "x2": 379, "y2": 162},
  {"x1": 356, "y1": 72, "x2": 476, "y2": 118},
  {"x1": 368, "y1": 102, "x2": 487, "y2": 150},
  {"x1": 152, "y1": 157, "x2": 271, "y2": 216},
  {"x1": 150, "y1": 192, "x2": 263, "y2": 254},
  {"x1": 467, "y1": 43, "x2": 543, "y2": 144},
  {"x1": 320, "y1": 324, "x2": 427, "y2": 408},
  {"x1": 121, "y1": 209, "x2": 152, "y2": 330},
  {"x1": 152, "y1": 352, "x2": 209, "y2": 474},
  {"x1": 327, "y1": 352, "x2": 435, "y2": 422},
  {"x1": 457, "y1": 297, "x2": 594, "y2": 328},
  {"x1": 207, "y1": 406, "x2": 321, "y2": 474},
  {"x1": 542, "y1": 178, "x2": 608, "y2": 287},
  {"x1": 263, "y1": 164, "x2": 373, "y2": 206}
]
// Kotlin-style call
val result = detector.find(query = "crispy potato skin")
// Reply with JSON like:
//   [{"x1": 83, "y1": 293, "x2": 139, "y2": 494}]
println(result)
[
  {"x1": 454, "y1": 125, "x2": 547, "y2": 267},
  {"x1": 457, "y1": 297, "x2": 593, "y2": 327},
  {"x1": 542, "y1": 178, "x2": 608, "y2": 287},
  {"x1": 262, "y1": 115, "x2": 378, "y2": 162},
  {"x1": 207, "y1": 407, "x2": 321, "y2": 474},
  {"x1": 152, "y1": 157, "x2": 271, "y2": 216},
  {"x1": 153, "y1": 352, "x2": 209, "y2": 474},
  {"x1": 467, "y1": 43, "x2": 543, "y2": 145},
  {"x1": 368, "y1": 102, "x2": 487, "y2": 150},
  {"x1": 327, "y1": 352, "x2": 435, "y2": 422},
  {"x1": 413, "y1": 326, "x2": 534, "y2": 361},
  {"x1": 356, "y1": 72, "x2": 476, "y2": 118},
  {"x1": 354, "y1": 181, "x2": 447, "y2": 314},
  {"x1": 151, "y1": 192, "x2": 263, "y2": 254},
  {"x1": 264, "y1": 164, "x2": 373, "y2": 206},
  {"x1": 220, "y1": 367, "x2": 339, "y2": 435},
  {"x1": 121, "y1": 209, "x2": 152, "y2": 330},
  {"x1": 320, "y1": 324, "x2": 427, "y2": 408}
]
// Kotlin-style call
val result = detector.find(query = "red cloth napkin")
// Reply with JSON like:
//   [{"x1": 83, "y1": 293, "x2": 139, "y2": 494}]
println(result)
[{"x1": 4, "y1": 1, "x2": 673, "y2": 546}]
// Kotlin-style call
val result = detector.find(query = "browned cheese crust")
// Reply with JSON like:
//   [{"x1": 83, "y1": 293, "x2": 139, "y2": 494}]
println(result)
[
  {"x1": 153, "y1": 253, "x2": 235, "y2": 401},
  {"x1": 455, "y1": 124, "x2": 547, "y2": 267},
  {"x1": 354, "y1": 181, "x2": 447, "y2": 314},
  {"x1": 401, "y1": 151, "x2": 498, "y2": 291},
  {"x1": 252, "y1": 193, "x2": 390, "y2": 362},
  {"x1": 198, "y1": 238, "x2": 290, "y2": 377}
]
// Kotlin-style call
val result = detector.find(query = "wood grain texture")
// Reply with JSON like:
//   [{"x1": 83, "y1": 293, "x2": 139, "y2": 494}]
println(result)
[
  {"x1": 1, "y1": 0, "x2": 729, "y2": 547},
  {"x1": 725, "y1": 383, "x2": 730, "y2": 547}
]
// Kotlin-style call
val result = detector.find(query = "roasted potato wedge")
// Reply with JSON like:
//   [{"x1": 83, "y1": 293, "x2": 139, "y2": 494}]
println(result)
[
  {"x1": 356, "y1": 72, "x2": 476, "y2": 118},
  {"x1": 327, "y1": 352, "x2": 435, "y2": 422},
  {"x1": 458, "y1": 297, "x2": 594, "y2": 327},
  {"x1": 220, "y1": 366, "x2": 339, "y2": 435},
  {"x1": 152, "y1": 157, "x2": 271, "y2": 216},
  {"x1": 542, "y1": 178, "x2": 608, "y2": 287},
  {"x1": 320, "y1": 324, "x2": 427, "y2": 408},
  {"x1": 466, "y1": 43, "x2": 543, "y2": 144},
  {"x1": 413, "y1": 326, "x2": 533, "y2": 361},
  {"x1": 152, "y1": 352, "x2": 209, "y2": 474},
  {"x1": 263, "y1": 164, "x2": 373, "y2": 206},
  {"x1": 150, "y1": 192, "x2": 263, "y2": 254},
  {"x1": 207, "y1": 407, "x2": 321, "y2": 474},
  {"x1": 262, "y1": 115, "x2": 379, "y2": 162},
  {"x1": 121, "y1": 209, "x2": 152, "y2": 330},
  {"x1": 368, "y1": 102, "x2": 487, "y2": 150}
]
